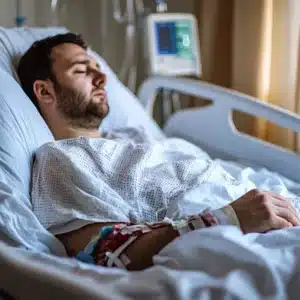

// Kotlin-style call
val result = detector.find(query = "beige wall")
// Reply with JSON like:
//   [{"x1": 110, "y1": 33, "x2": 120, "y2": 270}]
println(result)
[
  {"x1": 0, "y1": 0, "x2": 36, "y2": 27},
  {"x1": 231, "y1": 0, "x2": 266, "y2": 136},
  {"x1": 231, "y1": 0, "x2": 299, "y2": 147},
  {"x1": 195, "y1": 0, "x2": 233, "y2": 87}
]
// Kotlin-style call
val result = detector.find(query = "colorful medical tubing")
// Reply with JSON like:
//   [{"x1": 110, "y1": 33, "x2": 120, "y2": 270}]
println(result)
[{"x1": 76, "y1": 210, "x2": 219, "y2": 268}]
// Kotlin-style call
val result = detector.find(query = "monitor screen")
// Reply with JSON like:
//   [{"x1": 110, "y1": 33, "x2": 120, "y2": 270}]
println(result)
[{"x1": 155, "y1": 22, "x2": 177, "y2": 55}]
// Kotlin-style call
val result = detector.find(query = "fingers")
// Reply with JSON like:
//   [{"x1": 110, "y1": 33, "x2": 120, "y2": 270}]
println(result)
[
  {"x1": 265, "y1": 191, "x2": 296, "y2": 211},
  {"x1": 270, "y1": 216, "x2": 292, "y2": 230},
  {"x1": 271, "y1": 197, "x2": 298, "y2": 217},
  {"x1": 263, "y1": 191, "x2": 299, "y2": 222},
  {"x1": 272, "y1": 202, "x2": 300, "y2": 226},
  {"x1": 233, "y1": 189, "x2": 300, "y2": 233}
]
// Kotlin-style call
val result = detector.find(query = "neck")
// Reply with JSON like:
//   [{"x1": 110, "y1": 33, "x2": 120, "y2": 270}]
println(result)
[
  {"x1": 53, "y1": 126, "x2": 102, "y2": 140},
  {"x1": 46, "y1": 115, "x2": 102, "y2": 140}
]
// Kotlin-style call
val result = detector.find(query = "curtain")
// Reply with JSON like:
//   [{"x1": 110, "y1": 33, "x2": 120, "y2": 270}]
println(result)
[{"x1": 196, "y1": 0, "x2": 300, "y2": 151}]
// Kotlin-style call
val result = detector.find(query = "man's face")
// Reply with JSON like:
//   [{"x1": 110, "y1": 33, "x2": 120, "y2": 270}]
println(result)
[{"x1": 50, "y1": 43, "x2": 108, "y2": 129}]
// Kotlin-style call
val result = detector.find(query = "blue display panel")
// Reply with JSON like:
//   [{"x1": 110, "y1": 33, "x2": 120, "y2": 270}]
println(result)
[{"x1": 155, "y1": 22, "x2": 177, "y2": 55}]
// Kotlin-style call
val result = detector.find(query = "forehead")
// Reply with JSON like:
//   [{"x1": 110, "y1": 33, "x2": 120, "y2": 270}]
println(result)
[{"x1": 51, "y1": 43, "x2": 96, "y2": 67}]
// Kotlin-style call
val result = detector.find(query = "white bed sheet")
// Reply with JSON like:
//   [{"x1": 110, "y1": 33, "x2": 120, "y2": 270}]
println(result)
[
  {"x1": 2, "y1": 159, "x2": 300, "y2": 299},
  {"x1": 2, "y1": 221, "x2": 300, "y2": 299},
  {"x1": 219, "y1": 158, "x2": 300, "y2": 207}
]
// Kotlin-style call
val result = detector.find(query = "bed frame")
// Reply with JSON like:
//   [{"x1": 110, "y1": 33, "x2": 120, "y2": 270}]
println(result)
[{"x1": 138, "y1": 76, "x2": 300, "y2": 183}]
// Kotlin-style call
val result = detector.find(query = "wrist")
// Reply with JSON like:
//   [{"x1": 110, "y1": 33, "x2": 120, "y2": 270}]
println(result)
[{"x1": 218, "y1": 205, "x2": 241, "y2": 228}]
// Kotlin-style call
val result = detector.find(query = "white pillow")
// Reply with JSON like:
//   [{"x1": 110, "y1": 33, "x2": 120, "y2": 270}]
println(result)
[
  {"x1": 89, "y1": 50, "x2": 165, "y2": 138},
  {"x1": 0, "y1": 65, "x2": 64, "y2": 253},
  {"x1": 0, "y1": 26, "x2": 164, "y2": 138},
  {"x1": 0, "y1": 26, "x2": 164, "y2": 253}
]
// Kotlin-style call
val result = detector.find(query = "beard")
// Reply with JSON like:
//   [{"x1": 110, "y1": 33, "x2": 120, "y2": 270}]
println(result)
[{"x1": 54, "y1": 82, "x2": 109, "y2": 130}]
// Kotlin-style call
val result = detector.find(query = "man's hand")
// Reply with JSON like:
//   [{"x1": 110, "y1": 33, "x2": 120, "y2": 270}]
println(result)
[{"x1": 230, "y1": 189, "x2": 300, "y2": 233}]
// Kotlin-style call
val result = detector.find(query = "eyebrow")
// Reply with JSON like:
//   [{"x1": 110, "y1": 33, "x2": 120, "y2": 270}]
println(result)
[{"x1": 69, "y1": 59, "x2": 100, "y2": 70}]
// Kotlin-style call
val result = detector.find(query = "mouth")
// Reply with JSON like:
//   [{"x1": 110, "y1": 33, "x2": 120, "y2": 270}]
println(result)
[
  {"x1": 92, "y1": 89, "x2": 107, "y2": 103},
  {"x1": 93, "y1": 88, "x2": 106, "y2": 96}
]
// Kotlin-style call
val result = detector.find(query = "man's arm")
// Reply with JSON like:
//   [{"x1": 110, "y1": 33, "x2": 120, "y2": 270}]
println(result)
[
  {"x1": 231, "y1": 189, "x2": 300, "y2": 232},
  {"x1": 124, "y1": 190, "x2": 300, "y2": 270},
  {"x1": 58, "y1": 189, "x2": 300, "y2": 270}
]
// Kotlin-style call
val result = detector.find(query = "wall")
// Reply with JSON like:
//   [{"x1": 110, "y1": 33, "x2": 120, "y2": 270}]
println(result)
[
  {"x1": 0, "y1": 0, "x2": 36, "y2": 27},
  {"x1": 195, "y1": 0, "x2": 233, "y2": 87},
  {"x1": 0, "y1": 0, "x2": 194, "y2": 84}
]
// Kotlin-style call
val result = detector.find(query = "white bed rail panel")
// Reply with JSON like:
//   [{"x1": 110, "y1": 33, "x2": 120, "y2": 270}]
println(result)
[{"x1": 138, "y1": 76, "x2": 300, "y2": 182}]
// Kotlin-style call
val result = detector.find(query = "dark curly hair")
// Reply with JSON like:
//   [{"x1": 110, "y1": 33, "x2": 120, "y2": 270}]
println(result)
[{"x1": 17, "y1": 32, "x2": 87, "y2": 111}]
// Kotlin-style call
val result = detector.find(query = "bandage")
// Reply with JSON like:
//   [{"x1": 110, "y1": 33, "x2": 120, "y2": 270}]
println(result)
[
  {"x1": 163, "y1": 210, "x2": 218, "y2": 235},
  {"x1": 76, "y1": 223, "x2": 167, "y2": 269},
  {"x1": 76, "y1": 210, "x2": 220, "y2": 269}
]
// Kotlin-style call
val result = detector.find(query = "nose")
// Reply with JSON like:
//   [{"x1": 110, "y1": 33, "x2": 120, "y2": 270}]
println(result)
[{"x1": 92, "y1": 69, "x2": 107, "y2": 88}]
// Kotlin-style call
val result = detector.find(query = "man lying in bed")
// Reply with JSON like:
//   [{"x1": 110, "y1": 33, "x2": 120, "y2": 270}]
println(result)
[{"x1": 17, "y1": 33, "x2": 300, "y2": 270}]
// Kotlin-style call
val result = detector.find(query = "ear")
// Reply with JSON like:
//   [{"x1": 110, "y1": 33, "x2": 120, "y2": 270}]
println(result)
[{"x1": 33, "y1": 80, "x2": 55, "y2": 105}]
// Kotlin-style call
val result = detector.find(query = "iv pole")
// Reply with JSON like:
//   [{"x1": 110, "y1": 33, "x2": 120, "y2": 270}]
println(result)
[
  {"x1": 112, "y1": 0, "x2": 145, "y2": 93},
  {"x1": 15, "y1": 0, "x2": 26, "y2": 27}
]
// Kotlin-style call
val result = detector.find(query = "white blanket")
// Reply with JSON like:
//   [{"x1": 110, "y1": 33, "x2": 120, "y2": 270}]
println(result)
[
  {"x1": 2, "y1": 152, "x2": 300, "y2": 298},
  {"x1": 2, "y1": 224, "x2": 300, "y2": 299},
  {"x1": 4, "y1": 129, "x2": 300, "y2": 298}
]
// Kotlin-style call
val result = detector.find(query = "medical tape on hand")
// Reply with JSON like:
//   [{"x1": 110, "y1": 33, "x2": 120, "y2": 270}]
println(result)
[
  {"x1": 163, "y1": 211, "x2": 218, "y2": 236},
  {"x1": 106, "y1": 235, "x2": 137, "y2": 268},
  {"x1": 104, "y1": 223, "x2": 157, "y2": 268},
  {"x1": 105, "y1": 223, "x2": 171, "y2": 268}
]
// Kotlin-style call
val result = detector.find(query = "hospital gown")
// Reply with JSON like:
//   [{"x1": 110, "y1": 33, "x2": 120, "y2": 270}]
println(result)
[{"x1": 31, "y1": 127, "x2": 254, "y2": 235}]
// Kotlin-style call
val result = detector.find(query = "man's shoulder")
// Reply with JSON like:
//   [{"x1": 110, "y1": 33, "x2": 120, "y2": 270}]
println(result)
[
  {"x1": 34, "y1": 139, "x2": 77, "y2": 160},
  {"x1": 104, "y1": 126, "x2": 158, "y2": 143},
  {"x1": 36, "y1": 136, "x2": 88, "y2": 151}
]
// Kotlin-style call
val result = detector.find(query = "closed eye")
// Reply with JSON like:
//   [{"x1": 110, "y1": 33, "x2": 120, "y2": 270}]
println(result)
[{"x1": 74, "y1": 70, "x2": 87, "y2": 74}]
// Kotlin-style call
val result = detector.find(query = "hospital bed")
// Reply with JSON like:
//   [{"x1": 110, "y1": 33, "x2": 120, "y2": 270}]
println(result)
[
  {"x1": 1, "y1": 26, "x2": 300, "y2": 300},
  {"x1": 138, "y1": 77, "x2": 300, "y2": 183}
]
